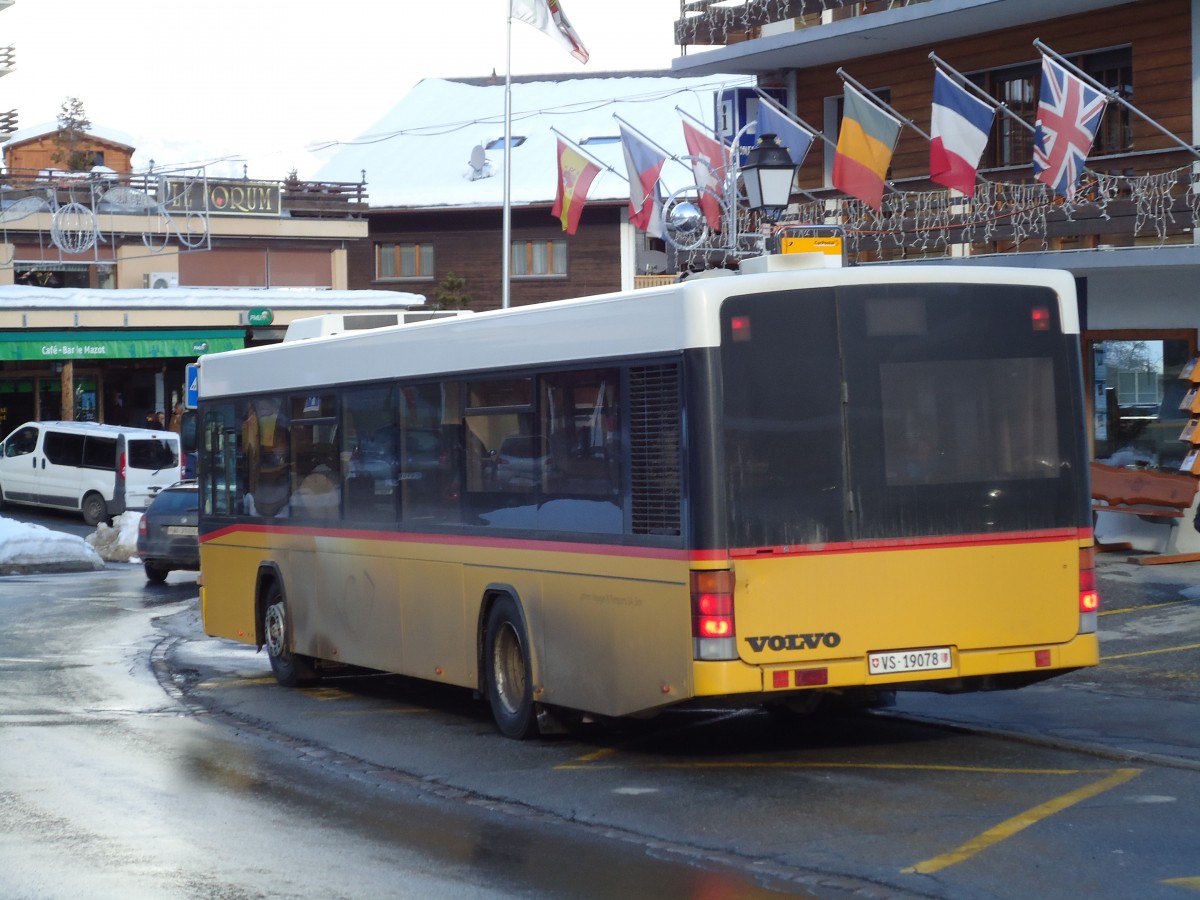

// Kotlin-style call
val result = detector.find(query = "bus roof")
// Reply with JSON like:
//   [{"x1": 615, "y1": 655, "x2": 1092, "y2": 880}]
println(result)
[{"x1": 197, "y1": 262, "x2": 1079, "y2": 399}]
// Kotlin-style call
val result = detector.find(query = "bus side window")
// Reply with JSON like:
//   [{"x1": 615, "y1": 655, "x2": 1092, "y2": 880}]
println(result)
[
  {"x1": 343, "y1": 385, "x2": 398, "y2": 524},
  {"x1": 539, "y1": 369, "x2": 623, "y2": 534}
]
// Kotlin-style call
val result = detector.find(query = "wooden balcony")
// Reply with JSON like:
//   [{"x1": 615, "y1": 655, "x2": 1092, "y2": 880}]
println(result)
[
  {"x1": 0, "y1": 169, "x2": 368, "y2": 220},
  {"x1": 675, "y1": 0, "x2": 929, "y2": 47}
]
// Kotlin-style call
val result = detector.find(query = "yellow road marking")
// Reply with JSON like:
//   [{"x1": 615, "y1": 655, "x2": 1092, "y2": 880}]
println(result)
[
  {"x1": 306, "y1": 687, "x2": 356, "y2": 701},
  {"x1": 1103, "y1": 642, "x2": 1200, "y2": 662},
  {"x1": 198, "y1": 676, "x2": 277, "y2": 689},
  {"x1": 558, "y1": 757, "x2": 1086, "y2": 775},
  {"x1": 1163, "y1": 877, "x2": 1200, "y2": 890},
  {"x1": 1100, "y1": 598, "x2": 1196, "y2": 617},
  {"x1": 903, "y1": 767, "x2": 1141, "y2": 875}
]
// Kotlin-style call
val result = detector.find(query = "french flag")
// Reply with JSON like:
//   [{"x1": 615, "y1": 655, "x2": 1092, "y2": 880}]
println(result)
[{"x1": 929, "y1": 69, "x2": 995, "y2": 196}]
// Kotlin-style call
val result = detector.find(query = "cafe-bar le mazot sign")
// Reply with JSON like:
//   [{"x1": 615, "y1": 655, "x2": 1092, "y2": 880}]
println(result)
[{"x1": 161, "y1": 178, "x2": 281, "y2": 217}]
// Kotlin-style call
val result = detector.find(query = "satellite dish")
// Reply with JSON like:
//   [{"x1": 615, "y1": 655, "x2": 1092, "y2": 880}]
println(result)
[{"x1": 468, "y1": 145, "x2": 487, "y2": 179}]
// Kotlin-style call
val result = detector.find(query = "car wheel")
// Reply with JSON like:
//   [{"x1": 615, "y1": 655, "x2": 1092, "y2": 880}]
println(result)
[
  {"x1": 81, "y1": 492, "x2": 108, "y2": 527},
  {"x1": 143, "y1": 561, "x2": 169, "y2": 583},
  {"x1": 484, "y1": 595, "x2": 538, "y2": 740},
  {"x1": 263, "y1": 584, "x2": 319, "y2": 687}
]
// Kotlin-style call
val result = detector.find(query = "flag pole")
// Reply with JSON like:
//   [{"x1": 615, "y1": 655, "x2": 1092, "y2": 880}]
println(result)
[
  {"x1": 928, "y1": 52, "x2": 1035, "y2": 135},
  {"x1": 750, "y1": 90, "x2": 836, "y2": 151},
  {"x1": 1033, "y1": 38, "x2": 1200, "y2": 160},
  {"x1": 836, "y1": 67, "x2": 931, "y2": 141},
  {"x1": 549, "y1": 127, "x2": 628, "y2": 180},
  {"x1": 501, "y1": 2, "x2": 514, "y2": 309},
  {"x1": 612, "y1": 114, "x2": 693, "y2": 175}
]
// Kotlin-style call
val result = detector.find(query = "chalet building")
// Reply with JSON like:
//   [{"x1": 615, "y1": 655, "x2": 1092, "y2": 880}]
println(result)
[
  {"x1": 315, "y1": 72, "x2": 753, "y2": 306},
  {"x1": 671, "y1": 0, "x2": 1200, "y2": 475}
]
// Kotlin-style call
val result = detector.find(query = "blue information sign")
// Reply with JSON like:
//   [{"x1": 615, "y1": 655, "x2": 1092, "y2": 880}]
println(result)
[{"x1": 185, "y1": 363, "x2": 200, "y2": 409}]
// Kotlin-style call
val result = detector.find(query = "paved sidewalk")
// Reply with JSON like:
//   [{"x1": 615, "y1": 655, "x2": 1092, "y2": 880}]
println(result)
[{"x1": 890, "y1": 554, "x2": 1200, "y2": 768}]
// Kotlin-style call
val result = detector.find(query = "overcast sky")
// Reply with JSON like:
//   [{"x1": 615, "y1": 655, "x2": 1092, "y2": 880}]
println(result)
[{"x1": 2, "y1": 0, "x2": 686, "y2": 179}]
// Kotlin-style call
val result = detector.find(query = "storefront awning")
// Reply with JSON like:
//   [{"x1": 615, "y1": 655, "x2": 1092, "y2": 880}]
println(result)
[{"x1": 0, "y1": 330, "x2": 245, "y2": 361}]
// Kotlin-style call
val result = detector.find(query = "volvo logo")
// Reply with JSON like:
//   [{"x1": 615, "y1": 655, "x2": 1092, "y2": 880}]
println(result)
[{"x1": 744, "y1": 632, "x2": 841, "y2": 652}]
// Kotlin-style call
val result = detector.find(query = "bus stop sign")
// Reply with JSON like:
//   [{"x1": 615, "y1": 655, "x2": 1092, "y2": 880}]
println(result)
[{"x1": 185, "y1": 363, "x2": 200, "y2": 409}]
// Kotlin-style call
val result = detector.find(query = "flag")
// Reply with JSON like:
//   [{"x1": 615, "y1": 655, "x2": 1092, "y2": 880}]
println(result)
[
  {"x1": 551, "y1": 139, "x2": 600, "y2": 235},
  {"x1": 832, "y1": 84, "x2": 902, "y2": 212},
  {"x1": 1032, "y1": 55, "x2": 1106, "y2": 200},
  {"x1": 619, "y1": 124, "x2": 666, "y2": 237},
  {"x1": 755, "y1": 100, "x2": 814, "y2": 167},
  {"x1": 511, "y1": 0, "x2": 589, "y2": 64},
  {"x1": 929, "y1": 69, "x2": 994, "y2": 196},
  {"x1": 681, "y1": 120, "x2": 727, "y2": 232}
]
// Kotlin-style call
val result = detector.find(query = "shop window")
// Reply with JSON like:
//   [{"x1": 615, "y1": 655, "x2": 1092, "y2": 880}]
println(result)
[{"x1": 1088, "y1": 331, "x2": 1196, "y2": 472}]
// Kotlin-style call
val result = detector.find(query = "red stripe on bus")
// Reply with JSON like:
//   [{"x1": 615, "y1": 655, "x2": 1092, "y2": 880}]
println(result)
[
  {"x1": 199, "y1": 523, "x2": 694, "y2": 561},
  {"x1": 200, "y1": 524, "x2": 1090, "y2": 561},
  {"x1": 727, "y1": 527, "x2": 1091, "y2": 558}
]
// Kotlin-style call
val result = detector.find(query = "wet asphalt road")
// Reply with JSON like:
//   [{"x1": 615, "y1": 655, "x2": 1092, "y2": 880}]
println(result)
[{"x1": 1, "y1": 508, "x2": 1198, "y2": 898}]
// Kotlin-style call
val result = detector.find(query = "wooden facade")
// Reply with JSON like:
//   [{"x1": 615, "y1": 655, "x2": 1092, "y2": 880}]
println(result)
[
  {"x1": 4, "y1": 130, "x2": 135, "y2": 173},
  {"x1": 749, "y1": 0, "x2": 1196, "y2": 259},
  {"x1": 355, "y1": 204, "x2": 628, "y2": 311},
  {"x1": 783, "y1": 0, "x2": 1189, "y2": 184}
]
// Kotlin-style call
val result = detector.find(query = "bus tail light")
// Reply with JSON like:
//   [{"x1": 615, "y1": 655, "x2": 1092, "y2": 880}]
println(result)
[
  {"x1": 1079, "y1": 546, "x2": 1099, "y2": 633},
  {"x1": 692, "y1": 569, "x2": 736, "y2": 661}
]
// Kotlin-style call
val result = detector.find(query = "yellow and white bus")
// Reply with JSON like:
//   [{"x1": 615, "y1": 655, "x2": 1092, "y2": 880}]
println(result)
[{"x1": 196, "y1": 255, "x2": 1099, "y2": 739}]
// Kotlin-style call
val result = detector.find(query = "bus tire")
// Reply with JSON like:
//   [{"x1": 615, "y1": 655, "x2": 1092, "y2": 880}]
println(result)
[
  {"x1": 81, "y1": 492, "x2": 108, "y2": 527},
  {"x1": 263, "y1": 584, "x2": 319, "y2": 687},
  {"x1": 484, "y1": 595, "x2": 537, "y2": 740}
]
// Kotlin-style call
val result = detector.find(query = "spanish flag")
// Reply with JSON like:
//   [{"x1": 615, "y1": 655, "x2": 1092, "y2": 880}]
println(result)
[
  {"x1": 832, "y1": 84, "x2": 902, "y2": 212},
  {"x1": 552, "y1": 139, "x2": 600, "y2": 235}
]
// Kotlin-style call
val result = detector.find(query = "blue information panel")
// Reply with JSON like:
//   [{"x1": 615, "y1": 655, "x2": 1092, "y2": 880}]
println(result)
[{"x1": 185, "y1": 363, "x2": 200, "y2": 409}]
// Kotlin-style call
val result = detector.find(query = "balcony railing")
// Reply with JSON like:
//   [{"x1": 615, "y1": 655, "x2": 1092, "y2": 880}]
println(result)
[
  {"x1": 676, "y1": 0, "x2": 930, "y2": 48},
  {"x1": 0, "y1": 168, "x2": 368, "y2": 219}
]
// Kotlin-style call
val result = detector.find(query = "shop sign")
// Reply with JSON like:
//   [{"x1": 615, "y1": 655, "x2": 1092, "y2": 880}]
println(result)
[
  {"x1": 0, "y1": 330, "x2": 245, "y2": 361},
  {"x1": 161, "y1": 178, "x2": 281, "y2": 217},
  {"x1": 247, "y1": 308, "x2": 274, "y2": 326}
]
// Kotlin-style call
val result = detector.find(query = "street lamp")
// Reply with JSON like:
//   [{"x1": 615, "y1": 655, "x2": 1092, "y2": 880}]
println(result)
[{"x1": 741, "y1": 133, "x2": 796, "y2": 222}]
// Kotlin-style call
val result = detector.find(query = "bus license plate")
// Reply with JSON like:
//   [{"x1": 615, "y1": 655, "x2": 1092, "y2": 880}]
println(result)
[{"x1": 868, "y1": 647, "x2": 951, "y2": 675}]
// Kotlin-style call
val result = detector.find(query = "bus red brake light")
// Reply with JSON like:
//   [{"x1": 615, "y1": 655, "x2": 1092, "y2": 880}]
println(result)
[
  {"x1": 1079, "y1": 547, "x2": 1099, "y2": 630},
  {"x1": 1031, "y1": 306, "x2": 1051, "y2": 331},
  {"x1": 692, "y1": 570, "x2": 736, "y2": 660}
]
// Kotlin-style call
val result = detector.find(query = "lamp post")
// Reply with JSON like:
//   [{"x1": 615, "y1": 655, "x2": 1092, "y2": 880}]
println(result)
[{"x1": 740, "y1": 133, "x2": 796, "y2": 223}]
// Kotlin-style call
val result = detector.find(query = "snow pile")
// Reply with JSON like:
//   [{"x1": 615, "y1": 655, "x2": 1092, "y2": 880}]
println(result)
[
  {"x1": 87, "y1": 512, "x2": 143, "y2": 563},
  {"x1": 0, "y1": 516, "x2": 105, "y2": 573}
]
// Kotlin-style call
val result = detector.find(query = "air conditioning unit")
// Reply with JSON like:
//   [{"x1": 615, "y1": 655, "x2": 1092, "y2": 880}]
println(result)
[{"x1": 144, "y1": 272, "x2": 179, "y2": 289}]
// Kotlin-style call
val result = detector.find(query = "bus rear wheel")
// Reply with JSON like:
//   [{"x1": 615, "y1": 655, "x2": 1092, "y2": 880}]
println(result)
[
  {"x1": 263, "y1": 585, "x2": 319, "y2": 687},
  {"x1": 484, "y1": 596, "x2": 537, "y2": 740}
]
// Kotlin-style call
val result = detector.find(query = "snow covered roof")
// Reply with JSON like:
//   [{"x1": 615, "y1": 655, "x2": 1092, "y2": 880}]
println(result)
[
  {"x1": 313, "y1": 71, "x2": 754, "y2": 210},
  {"x1": 3, "y1": 121, "x2": 137, "y2": 151}
]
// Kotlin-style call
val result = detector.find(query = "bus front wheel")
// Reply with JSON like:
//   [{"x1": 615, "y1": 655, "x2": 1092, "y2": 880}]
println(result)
[
  {"x1": 484, "y1": 596, "x2": 537, "y2": 740},
  {"x1": 263, "y1": 585, "x2": 319, "y2": 687}
]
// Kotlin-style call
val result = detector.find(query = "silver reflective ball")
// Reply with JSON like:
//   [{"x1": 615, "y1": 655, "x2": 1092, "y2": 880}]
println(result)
[{"x1": 669, "y1": 201, "x2": 704, "y2": 236}]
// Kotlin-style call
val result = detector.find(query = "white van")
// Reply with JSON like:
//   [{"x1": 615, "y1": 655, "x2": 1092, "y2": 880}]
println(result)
[{"x1": 0, "y1": 421, "x2": 182, "y2": 525}]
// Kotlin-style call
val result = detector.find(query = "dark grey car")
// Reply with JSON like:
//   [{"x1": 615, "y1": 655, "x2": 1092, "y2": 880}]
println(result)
[{"x1": 136, "y1": 480, "x2": 199, "y2": 583}]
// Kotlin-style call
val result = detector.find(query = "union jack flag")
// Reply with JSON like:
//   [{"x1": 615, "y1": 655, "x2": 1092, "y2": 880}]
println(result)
[{"x1": 1032, "y1": 56, "x2": 1107, "y2": 200}]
